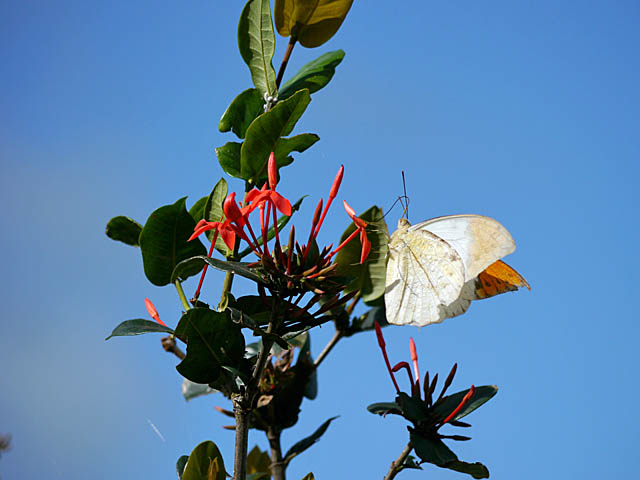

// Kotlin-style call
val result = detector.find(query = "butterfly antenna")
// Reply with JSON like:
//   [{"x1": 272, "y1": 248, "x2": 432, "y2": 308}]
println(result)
[{"x1": 401, "y1": 170, "x2": 409, "y2": 220}]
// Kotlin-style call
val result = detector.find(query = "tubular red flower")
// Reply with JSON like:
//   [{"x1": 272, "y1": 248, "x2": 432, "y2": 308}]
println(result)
[
  {"x1": 224, "y1": 192, "x2": 246, "y2": 227},
  {"x1": 392, "y1": 361, "x2": 415, "y2": 393},
  {"x1": 374, "y1": 321, "x2": 401, "y2": 393},
  {"x1": 268, "y1": 151, "x2": 277, "y2": 190},
  {"x1": 359, "y1": 228, "x2": 371, "y2": 263},
  {"x1": 329, "y1": 165, "x2": 344, "y2": 199},
  {"x1": 441, "y1": 385, "x2": 476, "y2": 425},
  {"x1": 144, "y1": 298, "x2": 167, "y2": 326},
  {"x1": 409, "y1": 338, "x2": 420, "y2": 391},
  {"x1": 343, "y1": 200, "x2": 368, "y2": 229},
  {"x1": 312, "y1": 165, "x2": 345, "y2": 239}
]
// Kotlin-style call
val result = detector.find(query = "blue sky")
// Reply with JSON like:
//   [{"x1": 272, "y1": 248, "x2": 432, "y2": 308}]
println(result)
[{"x1": 1, "y1": 1, "x2": 639, "y2": 479}]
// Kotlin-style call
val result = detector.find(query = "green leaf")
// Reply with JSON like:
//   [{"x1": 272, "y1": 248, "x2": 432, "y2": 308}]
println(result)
[
  {"x1": 219, "y1": 88, "x2": 265, "y2": 139},
  {"x1": 274, "y1": 0, "x2": 354, "y2": 48},
  {"x1": 446, "y1": 460, "x2": 490, "y2": 479},
  {"x1": 182, "y1": 379, "x2": 216, "y2": 402},
  {"x1": 247, "y1": 445, "x2": 271, "y2": 478},
  {"x1": 203, "y1": 178, "x2": 230, "y2": 254},
  {"x1": 397, "y1": 392, "x2": 430, "y2": 423},
  {"x1": 105, "y1": 216, "x2": 142, "y2": 246},
  {"x1": 431, "y1": 385, "x2": 498, "y2": 424},
  {"x1": 172, "y1": 256, "x2": 264, "y2": 285},
  {"x1": 238, "y1": 195, "x2": 306, "y2": 258},
  {"x1": 176, "y1": 455, "x2": 189, "y2": 480},
  {"x1": 188, "y1": 197, "x2": 208, "y2": 223},
  {"x1": 241, "y1": 89, "x2": 311, "y2": 184},
  {"x1": 238, "y1": 0, "x2": 277, "y2": 98},
  {"x1": 345, "y1": 305, "x2": 389, "y2": 336},
  {"x1": 272, "y1": 133, "x2": 319, "y2": 171},
  {"x1": 279, "y1": 50, "x2": 345, "y2": 100},
  {"x1": 284, "y1": 416, "x2": 338, "y2": 465},
  {"x1": 216, "y1": 141, "x2": 243, "y2": 180},
  {"x1": 410, "y1": 431, "x2": 458, "y2": 467},
  {"x1": 175, "y1": 309, "x2": 245, "y2": 384},
  {"x1": 182, "y1": 440, "x2": 226, "y2": 480},
  {"x1": 300, "y1": 475, "x2": 314, "y2": 480},
  {"x1": 105, "y1": 319, "x2": 174, "y2": 340},
  {"x1": 367, "y1": 401, "x2": 403, "y2": 416},
  {"x1": 335, "y1": 205, "x2": 389, "y2": 303},
  {"x1": 139, "y1": 198, "x2": 206, "y2": 286}
]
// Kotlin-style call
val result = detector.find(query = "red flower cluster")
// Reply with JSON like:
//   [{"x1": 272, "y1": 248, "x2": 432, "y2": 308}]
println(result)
[
  {"x1": 374, "y1": 321, "x2": 476, "y2": 427},
  {"x1": 189, "y1": 152, "x2": 371, "y2": 299}
]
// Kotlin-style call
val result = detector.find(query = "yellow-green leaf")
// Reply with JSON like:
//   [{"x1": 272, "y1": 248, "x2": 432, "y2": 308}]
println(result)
[{"x1": 275, "y1": 0, "x2": 354, "y2": 48}]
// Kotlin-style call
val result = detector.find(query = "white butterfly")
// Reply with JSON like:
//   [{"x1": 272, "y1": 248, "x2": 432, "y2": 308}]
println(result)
[{"x1": 384, "y1": 214, "x2": 529, "y2": 327}]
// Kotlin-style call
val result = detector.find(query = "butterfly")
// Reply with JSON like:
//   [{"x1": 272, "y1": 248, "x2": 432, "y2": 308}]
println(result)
[{"x1": 384, "y1": 214, "x2": 530, "y2": 327}]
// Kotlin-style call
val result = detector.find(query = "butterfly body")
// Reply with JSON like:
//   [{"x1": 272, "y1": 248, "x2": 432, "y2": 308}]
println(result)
[{"x1": 384, "y1": 215, "x2": 529, "y2": 327}]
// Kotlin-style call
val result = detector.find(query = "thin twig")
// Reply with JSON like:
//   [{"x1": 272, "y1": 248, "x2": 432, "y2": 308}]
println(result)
[
  {"x1": 314, "y1": 330, "x2": 343, "y2": 369},
  {"x1": 384, "y1": 442, "x2": 413, "y2": 480},
  {"x1": 161, "y1": 336, "x2": 185, "y2": 360},
  {"x1": 275, "y1": 38, "x2": 296, "y2": 89}
]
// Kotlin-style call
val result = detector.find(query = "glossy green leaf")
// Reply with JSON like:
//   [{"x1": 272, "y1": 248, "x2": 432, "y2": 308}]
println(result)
[
  {"x1": 182, "y1": 379, "x2": 216, "y2": 402},
  {"x1": 139, "y1": 198, "x2": 206, "y2": 286},
  {"x1": 238, "y1": 0, "x2": 277, "y2": 98},
  {"x1": 175, "y1": 309, "x2": 245, "y2": 384},
  {"x1": 188, "y1": 196, "x2": 208, "y2": 223},
  {"x1": 445, "y1": 460, "x2": 490, "y2": 479},
  {"x1": 203, "y1": 178, "x2": 230, "y2": 254},
  {"x1": 216, "y1": 141, "x2": 243, "y2": 180},
  {"x1": 397, "y1": 392, "x2": 430, "y2": 423},
  {"x1": 274, "y1": 0, "x2": 353, "y2": 48},
  {"x1": 335, "y1": 205, "x2": 389, "y2": 303},
  {"x1": 238, "y1": 195, "x2": 306, "y2": 258},
  {"x1": 410, "y1": 431, "x2": 457, "y2": 467},
  {"x1": 300, "y1": 474, "x2": 314, "y2": 480},
  {"x1": 105, "y1": 216, "x2": 142, "y2": 246},
  {"x1": 284, "y1": 416, "x2": 338, "y2": 465},
  {"x1": 182, "y1": 440, "x2": 226, "y2": 480},
  {"x1": 272, "y1": 132, "x2": 319, "y2": 171},
  {"x1": 176, "y1": 455, "x2": 189, "y2": 480},
  {"x1": 431, "y1": 385, "x2": 498, "y2": 424},
  {"x1": 367, "y1": 401, "x2": 403, "y2": 416},
  {"x1": 105, "y1": 319, "x2": 174, "y2": 340},
  {"x1": 247, "y1": 445, "x2": 271, "y2": 478},
  {"x1": 219, "y1": 88, "x2": 265, "y2": 139},
  {"x1": 279, "y1": 50, "x2": 345, "y2": 100},
  {"x1": 241, "y1": 89, "x2": 311, "y2": 184},
  {"x1": 172, "y1": 256, "x2": 264, "y2": 285}
]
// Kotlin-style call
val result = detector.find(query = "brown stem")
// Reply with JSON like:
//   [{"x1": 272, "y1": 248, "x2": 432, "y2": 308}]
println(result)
[
  {"x1": 233, "y1": 396, "x2": 250, "y2": 480},
  {"x1": 267, "y1": 426, "x2": 286, "y2": 480},
  {"x1": 275, "y1": 37, "x2": 296, "y2": 89},
  {"x1": 384, "y1": 442, "x2": 413, "y2": 480},
  {"x1": 314, "y1": 330, "x2": 343, "y2": 369},
  {"x1": 161, "y1": 336, "x2": 185, "y2": 360}
]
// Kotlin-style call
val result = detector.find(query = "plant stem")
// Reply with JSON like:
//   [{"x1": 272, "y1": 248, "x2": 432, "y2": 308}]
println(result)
[
  {"x1": 384, "y1": 442, "x2": 413, "y2": 480},
  {"x1": 218, "y1": 270, "x2": 235, "y2": 311},
  {"x1": 267, "y1": 426, "x2": 286, "y2": 480},
  {"x1": 174, "y1": 280, "x2": 190, "y2": 311},
  {"x1": 233, "y1": 395, "x2": 249, "y2": 480},
  {"x1": 161, "y1": 336, "x2": 185, "y2": 360},
  {"x1": 275, "y1": 37, "x2": 296, "y2": 89},
  {"x1": 314, "y1": 330, "x2": 343, "y2": 369}
]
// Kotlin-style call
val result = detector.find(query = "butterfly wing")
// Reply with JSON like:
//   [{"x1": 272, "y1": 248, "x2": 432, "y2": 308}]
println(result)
[
  {"x1": 469, "y1": 259, "x2": 531, "y2": 299},
  {"x1": 385, "y1": 223, "x2": 465, "y2": 326},
  {"x1": 411, "y1": 214, "x2": 516, "y2": 281}
]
